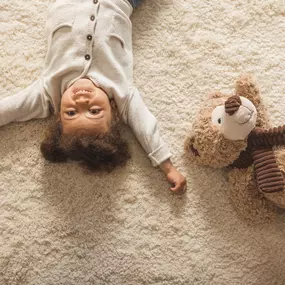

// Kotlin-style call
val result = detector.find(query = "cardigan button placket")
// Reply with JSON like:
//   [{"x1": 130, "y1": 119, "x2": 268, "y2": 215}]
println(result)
[{"x1": 84, "y1": 2, "x2": 98, "y2": 61}]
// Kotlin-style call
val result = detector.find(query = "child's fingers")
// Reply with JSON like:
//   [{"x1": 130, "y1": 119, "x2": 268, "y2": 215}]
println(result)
[{"x1": 170, "y1": 181, "x2": 187, "y2": 194}]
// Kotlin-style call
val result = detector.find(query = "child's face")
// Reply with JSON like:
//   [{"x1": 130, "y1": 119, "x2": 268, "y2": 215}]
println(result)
[{"x1": 60, "y1": 78, "x2": 112, "y2": 135}]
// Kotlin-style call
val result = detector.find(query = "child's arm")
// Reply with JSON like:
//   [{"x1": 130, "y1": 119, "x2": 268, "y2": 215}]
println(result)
[
  {"x1": 0, "y1": 78, "x2": 51, "y2": 126},
  {"x1": 122, "y1": 87, "x2": 186, "y2": 194}
]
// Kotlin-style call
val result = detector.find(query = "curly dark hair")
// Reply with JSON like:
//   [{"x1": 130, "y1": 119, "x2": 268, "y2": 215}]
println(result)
[{"x1": 40, "y1": 116, "x2": 131, "y2": 172}]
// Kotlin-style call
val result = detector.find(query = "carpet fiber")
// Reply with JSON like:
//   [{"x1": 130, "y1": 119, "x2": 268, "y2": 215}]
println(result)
[{"x1": 1, "y1": 0, "x2": 285, "y2": 284}]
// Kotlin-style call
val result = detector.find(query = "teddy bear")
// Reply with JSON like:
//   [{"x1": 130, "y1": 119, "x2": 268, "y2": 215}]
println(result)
[{"x1": 184, "y1": 74, "x2": 285, "y2": 223}]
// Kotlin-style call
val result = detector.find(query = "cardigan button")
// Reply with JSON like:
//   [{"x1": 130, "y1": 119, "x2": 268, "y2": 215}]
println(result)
[
  {"x1": 93, "y1": 0, "x2": 98, "y2": 4},
  {"x1": 85, "y1": 54, "x2": 91, "y2": 60},
  {"x1": 90, "y1": 15, "x2": 95, "y2": 21},
  {"x1": 87, "y1": 34, "x2": 92, "y2": 41}
]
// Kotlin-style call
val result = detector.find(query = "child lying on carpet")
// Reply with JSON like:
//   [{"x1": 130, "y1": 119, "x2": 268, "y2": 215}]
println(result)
[{"x1": 0, "y1": 0, "x2": 186, "y2": 193}]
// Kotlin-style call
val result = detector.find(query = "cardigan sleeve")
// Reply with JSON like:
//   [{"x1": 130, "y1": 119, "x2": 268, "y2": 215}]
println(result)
[
  {"x1": 121, "y1": 86, "x2": 172, "y2": 166},
  {"x1": 0, "y1": 78, "x2": 51, "y2": 127}
]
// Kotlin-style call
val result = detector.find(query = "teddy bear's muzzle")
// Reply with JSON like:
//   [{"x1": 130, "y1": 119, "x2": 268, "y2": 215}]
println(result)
[
  {"x1": 221, "y1": 96, "x2": 257, "y2": 141},
  {"x1": 225, "y1": 95, "x2": 241, "y2": 115}
]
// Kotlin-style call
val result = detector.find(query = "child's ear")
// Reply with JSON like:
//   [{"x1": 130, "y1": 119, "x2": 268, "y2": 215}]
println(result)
[
  {"x1": 110, "y1": 99, "x2": 119, "y2": 122},
  {"x1": 110, "y1": 99, "x2": 118, "y2": 112},
  {"x1": 40, "y1": 136, "x2": 67, "y2": 162}
]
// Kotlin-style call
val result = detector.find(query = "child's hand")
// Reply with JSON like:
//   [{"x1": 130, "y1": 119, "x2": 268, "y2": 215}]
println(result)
[{"x1": 159, "y1": 159, "x2": 187, "y2": 194}]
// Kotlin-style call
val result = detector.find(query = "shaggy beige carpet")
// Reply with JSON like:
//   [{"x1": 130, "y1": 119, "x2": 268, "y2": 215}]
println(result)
[{"x1": 1, "y1": 0, "x2": 285, "y2": 284}]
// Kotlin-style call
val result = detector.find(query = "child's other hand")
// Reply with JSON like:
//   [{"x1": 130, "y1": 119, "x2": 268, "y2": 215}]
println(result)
[
  {"x1": 159, "y1": 159, "x2": 187, "y2": 194},
  {"x1": 167, "y1": 168, "x2": 187, "y2": 194}
]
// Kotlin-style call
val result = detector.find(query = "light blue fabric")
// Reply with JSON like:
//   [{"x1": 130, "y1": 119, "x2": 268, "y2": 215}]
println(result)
[{"x1": 127, "y1": 0, "x2": 141, "y2": 8}]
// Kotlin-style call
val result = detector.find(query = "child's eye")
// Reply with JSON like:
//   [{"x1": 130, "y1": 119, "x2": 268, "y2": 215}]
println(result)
[
  {"x1": 89, "y1": 109, "x2": 101, "y2": 115},
  {"x1": 66, "y1": 110, "x2": 76, "y2": 116}
]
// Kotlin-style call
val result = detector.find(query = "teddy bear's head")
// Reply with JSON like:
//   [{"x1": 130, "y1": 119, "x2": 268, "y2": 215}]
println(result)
[{"x1": 184, "y1": 91, "x2": 257, "y2": 168}]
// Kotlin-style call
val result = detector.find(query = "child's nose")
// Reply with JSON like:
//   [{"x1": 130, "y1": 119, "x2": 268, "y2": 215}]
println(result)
[{"x1": 75, "y1": 97, "x2": 90, "y2": 105}]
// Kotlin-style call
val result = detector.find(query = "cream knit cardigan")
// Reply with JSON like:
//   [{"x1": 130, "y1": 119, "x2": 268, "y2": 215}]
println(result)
[{"x1": 0, "y1": 0, "x2": 171, "y2": 166}]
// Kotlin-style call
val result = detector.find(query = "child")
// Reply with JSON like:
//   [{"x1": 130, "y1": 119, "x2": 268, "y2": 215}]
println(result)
[{"x1": 0, "y1": 0, "x2": 186, "y2": 193}]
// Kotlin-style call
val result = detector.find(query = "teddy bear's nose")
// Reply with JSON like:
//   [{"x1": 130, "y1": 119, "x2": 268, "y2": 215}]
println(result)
[{"x1": 225, "y1": 95, "x2": 241, "y2": 115}]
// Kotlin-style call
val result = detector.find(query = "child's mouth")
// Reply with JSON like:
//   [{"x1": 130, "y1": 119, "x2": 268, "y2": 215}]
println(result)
[{"x1": 74, "y1": 90, "x2": 92, "y2": 95}]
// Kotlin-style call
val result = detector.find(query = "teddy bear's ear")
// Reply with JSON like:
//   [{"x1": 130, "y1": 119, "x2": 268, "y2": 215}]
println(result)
[
  {"x1": 235, "y1": 73, "x2": 270, "y2": 128},
  {"x1": 235, "y1": 74, "x2": 260, "y2": 101},
  {"x1": 208, "y1": 91, "x2": 224, "y2": 99}
]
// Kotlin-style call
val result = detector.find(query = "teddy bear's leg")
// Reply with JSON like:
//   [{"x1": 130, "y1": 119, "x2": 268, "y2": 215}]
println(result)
[
  {"x1": 235, "y1": 74, "x2": 269, "y2": 128},
  {"x1": 228, "y1": 167, "x2": 277, "y2": 223}
]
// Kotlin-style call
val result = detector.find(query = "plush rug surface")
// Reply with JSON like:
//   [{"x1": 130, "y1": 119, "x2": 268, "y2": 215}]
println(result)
[{"x1": 1, "y1": 0, "x2": 285, "y2": 284}]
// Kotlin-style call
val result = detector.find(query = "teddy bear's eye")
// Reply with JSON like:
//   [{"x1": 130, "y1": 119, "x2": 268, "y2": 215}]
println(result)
[{"x1": 212, "y1": 106, "x2": 224, "y2": 127}]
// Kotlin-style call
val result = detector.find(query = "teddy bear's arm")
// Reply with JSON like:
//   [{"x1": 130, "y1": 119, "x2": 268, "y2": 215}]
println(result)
[
  {"x1": 249, "y1": 125, "x2": 285, "y2": 148},
  {"x1": 252, "y1": 148, "x2": 285, "y2": 193}
]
